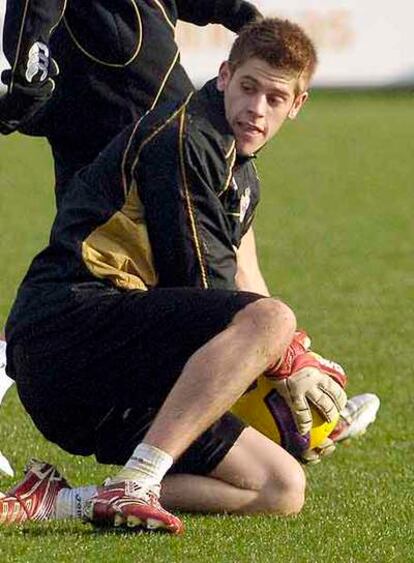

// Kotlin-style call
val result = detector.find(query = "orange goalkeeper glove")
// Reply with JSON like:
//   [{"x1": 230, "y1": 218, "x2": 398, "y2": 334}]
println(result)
[{"x1": 266, "y1": 331, "x2": 348, "y2": 435}]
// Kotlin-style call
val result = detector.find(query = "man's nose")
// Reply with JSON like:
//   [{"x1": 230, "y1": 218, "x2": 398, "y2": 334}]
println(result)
[{"x1": 248, "y1": 93, "x2": 266, "y2": 117}]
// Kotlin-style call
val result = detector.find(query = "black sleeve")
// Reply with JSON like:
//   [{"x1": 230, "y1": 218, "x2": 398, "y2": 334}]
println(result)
[
  {"x1": 0, "y1": 0, "x2": 65, "y2": 134},
  {"x1": 176, "y1": 0, "x2": 262, "y2": 33},
  {"x1": 136, "y1": 111, "x2": 238, "y2": 290}
]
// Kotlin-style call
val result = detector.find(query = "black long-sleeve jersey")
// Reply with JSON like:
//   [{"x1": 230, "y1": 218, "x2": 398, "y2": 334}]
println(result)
[
  {"x1": 6, "y1": 79, "x2": 260, "y2": 339},
  {"x1": 0, "y1": 0, "x2": 261, "y2": 193}
]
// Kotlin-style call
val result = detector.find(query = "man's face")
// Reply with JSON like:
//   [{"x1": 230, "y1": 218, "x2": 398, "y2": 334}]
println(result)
[{"x1": 217, "y1": 57, "x2": 308, "y2": 155}]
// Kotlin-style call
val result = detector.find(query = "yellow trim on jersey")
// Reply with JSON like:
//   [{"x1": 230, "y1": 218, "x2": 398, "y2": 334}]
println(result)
[
  {"x1": 225, "y1": 140, "x2": 236, "y2": 160},
  {"x1": 147, "y1": 2, "x2": 180, "y2": 112},
  {"x1": 63, "y1": 0, "x2": 143, "y2": 67},
  {"x1": 121, "y1": 113, "x2": 148, "y2": 199},
  {"x1": 149, "y1": 47, "x2": 180, "y2": 111},
  {"x1": 178, "y1": 107, "x2": 209, "y2": 289},
  {"x1": 50, "y1": 0, "x2": 68, "y2": 35},
  {"x1": 122, "y1": 92, "x2": 193, "y2": 197},
  {"x1": 151, "y1": 0, "x2": 175, "y2": 33},
  {"x1": 82, "y1": 182, "x2": 157, "y2": 290},
  {"x1": 251, "y1": 159, "x2": 260, "y2": 180},
  {"x1": 9, "y1": 0, "x2": 30, "y2": 91},
  {"x1": 217, "y1": 146, "x2": 236, "y2": 198}
]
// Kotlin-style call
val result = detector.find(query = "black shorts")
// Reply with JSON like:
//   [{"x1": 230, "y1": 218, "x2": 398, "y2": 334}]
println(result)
[{"x1": 7, "y1": 286, "x2": 262, "y2": 475}]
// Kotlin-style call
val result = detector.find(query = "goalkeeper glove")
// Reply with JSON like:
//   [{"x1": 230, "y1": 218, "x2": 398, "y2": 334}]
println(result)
[
  {"x1": 301, "y1": 437, "x2": 336, "y2": 465},
  {"x1": 266, "y1": 331, "x2": 348, "y2": 435},
  {"x1": 0, "y1": 54, "x2": 58, "y2": 134}
]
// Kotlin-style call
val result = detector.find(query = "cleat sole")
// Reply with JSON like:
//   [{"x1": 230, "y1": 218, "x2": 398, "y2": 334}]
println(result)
[
  {"x1": 146, "y1": 518, "x2": 165, "y2": 530},
  {"x1": 126, "y1": 515, "x2": 142, "y2": 528},
  {"x1": 114, "y1": 513, "x2": 125, "y2": 527}
]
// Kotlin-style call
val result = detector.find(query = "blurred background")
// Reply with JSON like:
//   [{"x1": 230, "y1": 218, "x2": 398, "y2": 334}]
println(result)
[{"x1": 176, "y1": 0, "x2": 414, "y2": 88}]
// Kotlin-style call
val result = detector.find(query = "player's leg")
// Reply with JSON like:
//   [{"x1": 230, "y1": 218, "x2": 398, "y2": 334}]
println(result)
[
  {"x1": 97, "y1": 293, "x2": 296, "y2": 521},
  {"x1": 161, "y1": 426, "x2": 305, "y2": 516},
  {"x1": 5, "y1": 287, "x2": 295, "y2": 531},
  {"x1": 86, "y1": 289, "x2": 296, "y2": 530},
  {"x1": 0, "y1": 425, "x2": 304, "y2": 523},
  {"x1": 0, "y1": 336, "x2": 14, "y2": 477},
  {"x1": 0, "y1": 336, "x2": 13, "y2": 405},
  {"x1": 138, "y1": 295, "x2": 295, "y2": 460},
  {"x1": 1, "y1": 390, "x2": 380, "y2": 524},
  {"x1": 62, "y1": 412, "x2": 304, "y2": 523}
]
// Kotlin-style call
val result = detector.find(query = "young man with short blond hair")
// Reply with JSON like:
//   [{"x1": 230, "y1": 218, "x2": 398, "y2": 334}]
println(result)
[{"x1": 2, "y1": 18, "x2": 348, "y2": 534}]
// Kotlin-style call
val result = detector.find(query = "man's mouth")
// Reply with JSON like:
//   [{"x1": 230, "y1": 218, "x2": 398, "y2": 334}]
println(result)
[{"x1": 236, "y1": 121, "x2": 264, "y2": 136}]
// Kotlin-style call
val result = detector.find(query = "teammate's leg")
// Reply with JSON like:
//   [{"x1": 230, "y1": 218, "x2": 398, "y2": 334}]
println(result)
[
  {"x1": 0, "y1": 337, "x2": 13, "y2": 405},
  {"x1": 0, "y1": 336, "x2": 14, "y2": 477}
]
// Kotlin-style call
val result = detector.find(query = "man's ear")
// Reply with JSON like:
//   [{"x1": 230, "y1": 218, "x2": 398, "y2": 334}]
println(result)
[
  {"x1": 288, "y1": 91, "x2": 309, "y2": 120},
  {"x1": 217, "y1": 61, "x2": 231, "y2": 92}
]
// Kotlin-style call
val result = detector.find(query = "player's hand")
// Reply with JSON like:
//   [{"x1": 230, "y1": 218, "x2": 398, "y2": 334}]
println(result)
[
  {"x1": 266, "y1": 330, "x2": 348, "y2": 387},
  {"x1": 0, "y1": 57, "x2": 58, "y2": 134},
  {"x1": 300, "y1": 437, "x2": 336, "y2": 465},
  {"x1": 272, "y1": 359, "x2": 347, "y2": 435},
  {"x1": 266, "y1": 331, "x2": 348, "y2": 434},
  {"x1": 268, "y1": 330, "x2": 312, "y2": 377}
]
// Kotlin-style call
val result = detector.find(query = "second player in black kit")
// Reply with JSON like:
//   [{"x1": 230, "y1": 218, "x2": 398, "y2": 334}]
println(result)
[{"x1": 0, "y1": 0, "x2": 262, "y2": 198}]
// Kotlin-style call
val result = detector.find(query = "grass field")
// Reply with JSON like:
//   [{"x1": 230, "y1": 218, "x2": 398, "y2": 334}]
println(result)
[{"x1": 0, "y1": 91, "x2": 413, "y2": 562}]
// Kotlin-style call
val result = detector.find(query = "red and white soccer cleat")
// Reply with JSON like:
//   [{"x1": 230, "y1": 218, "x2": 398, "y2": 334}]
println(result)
[
  {"x1": 330, "y1": 393, "x2": 380, "y2": 443},
  {"x1": 84, "y1": 480, "x2": 184, "y2": 535},
  {"x1": 0, "y1": 459, "x2": 71, "y2": 524}
]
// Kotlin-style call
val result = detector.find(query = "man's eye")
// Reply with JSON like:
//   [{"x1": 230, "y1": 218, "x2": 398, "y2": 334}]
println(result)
[
  {"x1": 242, "y1": 84, "x2": 254, "y2": 93},
  {"x1": 268, "y1": 96, "x2": 283, "y2": 106}
]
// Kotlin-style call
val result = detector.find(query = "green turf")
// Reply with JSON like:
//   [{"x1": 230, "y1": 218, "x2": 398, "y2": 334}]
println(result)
[{"x1": 0, "y1": 91, "x2": 413, "y2": 562}]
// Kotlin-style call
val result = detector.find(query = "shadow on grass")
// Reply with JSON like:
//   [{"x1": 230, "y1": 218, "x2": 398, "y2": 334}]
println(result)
[
  {"x1": 1, "y1": 520, "x2": 183, "y2": 539},
  {"x1": 1, "y1": 513, "x2": 251, "y2": 540}
]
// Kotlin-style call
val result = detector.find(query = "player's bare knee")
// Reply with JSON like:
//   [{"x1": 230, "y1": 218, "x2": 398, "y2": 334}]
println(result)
[
  {"x1": 265, "y1": 461, "x2": 306, "y2": 516},
  {"x1": 234, "y1": 298, "x2": 296, "y2": 359},
  {"x1": 234, "y1": 298, "x2": 296, "y2": 338},
  {"x1": 279, "y1": 463, "x2": 306, "y2": 516}
]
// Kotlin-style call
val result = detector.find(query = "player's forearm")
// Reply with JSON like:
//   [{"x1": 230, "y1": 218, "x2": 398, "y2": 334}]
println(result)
[
  {"x1": 235, "y1": 227, "x2": 270, "y2": 296},
  {"x1": 176, "y1": 0, "x2": 262, "y2": 32},
  {"x1": 235, "y1": 263, "x2": 270, "y2": 296},
  {"x1": 0, "y1": 0, "x2": 65, "y2": 133}
]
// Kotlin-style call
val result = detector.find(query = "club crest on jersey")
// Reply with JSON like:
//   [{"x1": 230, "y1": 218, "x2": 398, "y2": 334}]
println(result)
[
  {"x1": 239, "y1": 187, "x2": 251, "y2": 223},
  {"x1": 25, "y1": 42, "x2": 49, "y2": 83}
]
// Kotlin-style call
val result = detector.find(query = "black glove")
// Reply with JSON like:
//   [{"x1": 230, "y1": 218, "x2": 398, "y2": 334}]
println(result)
[{"x1": 0, "y1": 56, "x2": 58, "y2": 134}]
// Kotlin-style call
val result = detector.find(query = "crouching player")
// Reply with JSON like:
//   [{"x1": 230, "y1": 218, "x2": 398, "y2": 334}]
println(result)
[{"x1": 0, "y1": 18, "x2": 372, "y2": 533}]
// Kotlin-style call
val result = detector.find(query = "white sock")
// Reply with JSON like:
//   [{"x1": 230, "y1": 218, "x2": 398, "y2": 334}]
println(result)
[
  {"x1": 55, "y1": 485, "x2": 97, "y2": 520},
  {"x1": 114, "y1": 443, "x2": 173, "y2": 488},
  {"x1": 0, "y1": 341, "x2": 14, "y2": 404}
]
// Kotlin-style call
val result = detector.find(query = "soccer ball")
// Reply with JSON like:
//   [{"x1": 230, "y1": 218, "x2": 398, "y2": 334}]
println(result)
[{"x1": 231, "y1": 375, "x2": 339, "y2": 458}]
